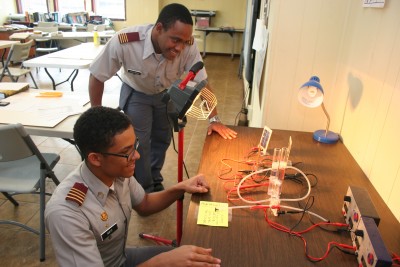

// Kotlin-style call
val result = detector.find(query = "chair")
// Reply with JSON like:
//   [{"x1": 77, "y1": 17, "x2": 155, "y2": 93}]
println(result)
[
  {"x1": 0, "y1": 40, "x2": 38, "y2": 88},
  {"x1": 33, "y1": 26, "x2": 59, "y2": 56},
  {"x1": 0, "y1": 123, "x2": 60, "y2": 261}
]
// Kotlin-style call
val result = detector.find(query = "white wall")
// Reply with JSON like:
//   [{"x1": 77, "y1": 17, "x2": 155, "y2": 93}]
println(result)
[
  {"x1": 1, "y1": 0, "x2": 246, "y2": 55},
  {"x1": 0, "y1": 0, "x2": 17, "y2": 25},
  {"x1": 161, "y1": 0, "x2": 246, "y2": 55},
  {"x1": 250, "y1": 0, "x2": 400, "y2": 221}
]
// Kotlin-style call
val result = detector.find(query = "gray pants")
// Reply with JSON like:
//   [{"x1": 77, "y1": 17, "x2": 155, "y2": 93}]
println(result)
[
  {"x1": 124, "y1": 246, "x2": 174, "y2": 266},
  {"x1": 120, "y1": 83, "x2": 172, "y2": 192}
]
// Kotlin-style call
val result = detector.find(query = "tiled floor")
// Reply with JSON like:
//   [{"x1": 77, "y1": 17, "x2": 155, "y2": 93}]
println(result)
[{"x1": 0, "y1": 54, "x2": 244, "y2": 266}]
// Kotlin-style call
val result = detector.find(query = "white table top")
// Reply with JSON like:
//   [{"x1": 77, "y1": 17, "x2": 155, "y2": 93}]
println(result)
[
  {"x1": 23, "y1": 43, "x2": 104, "y2": 69},
  {"x1": 195, "y1": 27, "x2": 244, "y2": 33},
  {"x1": 0, "y1": 89, "x2": 119, "y2": 139},
  {"x1": 0, "y1": 40, "x2": 19, "y2": 49},
  {"x1": 9, "y1": 31, "x2": 115, "y2": 41},
  {"x1": 30, "y1": 31, "x2": 115, "y2": 40}
]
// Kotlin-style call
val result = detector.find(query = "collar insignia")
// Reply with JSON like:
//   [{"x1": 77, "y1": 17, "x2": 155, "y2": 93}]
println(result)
[{"x1": 101, "y1": 211, "x2": 108, "y2": 221}]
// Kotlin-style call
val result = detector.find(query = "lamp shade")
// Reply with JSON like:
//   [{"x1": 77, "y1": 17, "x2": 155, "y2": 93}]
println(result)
[
  {"x1": 298, "y1": 76, "x2": 339, "y2": 144},
  {"x1": 298, "y1": 76, "x2": 324, "y2": 108}
]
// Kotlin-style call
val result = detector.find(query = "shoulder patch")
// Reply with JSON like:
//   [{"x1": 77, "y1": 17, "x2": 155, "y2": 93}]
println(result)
[
  {"x1": 118, "y1": 32, "x2": 140, "y2": 44},
  {"x1": 66, "y1": 182, "x2": 88, "y2": 206}
]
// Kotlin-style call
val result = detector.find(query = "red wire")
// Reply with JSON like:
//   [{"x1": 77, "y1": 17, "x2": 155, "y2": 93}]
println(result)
[
  {"x1": 225, "y1": 178, "x2": 269, "y2": 202},
  {"x1": 218, "y1": 158, "x2": 252, "y2": 180},
  {"x1": 295, "y1": 222, "x2": 349, "y2": 234},
  {"x1": 255, "y1": 207, "x2": 355, "y2": 262},
  {"x1": 392, "y1": 252, "x2": 400, "y2": 265}
]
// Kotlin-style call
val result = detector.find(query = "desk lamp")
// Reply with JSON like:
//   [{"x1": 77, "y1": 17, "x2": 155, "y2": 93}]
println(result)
[
  {"x1": 140, "y1": 61, "x2": 216, "y2": 246},
  {"x1": 298, "y1": 76, "x2": 339, "y2": 144}
]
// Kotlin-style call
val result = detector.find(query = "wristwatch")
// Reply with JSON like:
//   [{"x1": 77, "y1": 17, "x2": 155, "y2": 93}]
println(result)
[{"x1": 209, "y1": 115, "x2": 221, "y2": 124}]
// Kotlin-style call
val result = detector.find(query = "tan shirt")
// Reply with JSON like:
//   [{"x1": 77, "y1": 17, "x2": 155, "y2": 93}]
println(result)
[
  {"x1": 45, "y1": 162, "x2": 145, "y2": 267},
  {"x1": 89, "y1": 24, "x2": 207, "y2": 95}
]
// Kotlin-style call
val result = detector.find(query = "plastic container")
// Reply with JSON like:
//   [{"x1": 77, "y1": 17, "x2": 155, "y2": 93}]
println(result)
[{"x1": 93, "y1": 26, "x2": 100, "y2": 46}]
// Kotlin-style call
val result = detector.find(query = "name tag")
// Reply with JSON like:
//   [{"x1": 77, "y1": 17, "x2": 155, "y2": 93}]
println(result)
[
  {"x1": 101, "y1": 222, "x2": 118, "y2": 241},
  {"x1": 128, "y1": 69, "x2": 142, "y2": 75}
]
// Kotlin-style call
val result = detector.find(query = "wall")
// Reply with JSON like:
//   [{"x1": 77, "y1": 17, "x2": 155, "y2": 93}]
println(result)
[
  {"x1": 1, "y1": 0, "x2": 245, "y2": 55},
  {"x1": 113, "y1": 0, "x2": 159, "y2": 30},
  {"x1": 1, "y1": 0, "x2": 17, "y2": 25},
  {"x1": 160, "y1": 0, "x2": 246, "y2": 55},
  {"x1": 251, "y1": 0, "x2": 400, "y2": 221}
]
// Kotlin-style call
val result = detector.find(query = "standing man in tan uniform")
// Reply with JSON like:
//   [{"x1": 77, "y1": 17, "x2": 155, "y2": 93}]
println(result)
[{"x1": 89, "y1": 3, "x2": 237, "y2": 192}]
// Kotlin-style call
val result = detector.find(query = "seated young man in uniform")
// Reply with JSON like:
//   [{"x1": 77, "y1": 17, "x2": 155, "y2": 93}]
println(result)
[{"x1": 45, "y1": 106, "x2": 221, "y2": 267}]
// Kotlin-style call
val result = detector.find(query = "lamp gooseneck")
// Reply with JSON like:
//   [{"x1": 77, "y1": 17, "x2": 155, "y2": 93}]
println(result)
[{"x1": 321, "y1": 102, "x2": 331, "y2": 137}]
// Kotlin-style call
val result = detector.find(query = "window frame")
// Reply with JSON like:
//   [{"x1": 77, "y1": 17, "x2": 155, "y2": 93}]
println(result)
[
  {"x1": 16, "y1": 0, "x2": 49, "y2": 14},
  {"x1": 91, "y1": 0, "x2": 126, "y2": 21},
  {"x1": 56, "y1": 0, "x2": 87, "y2": 15}
]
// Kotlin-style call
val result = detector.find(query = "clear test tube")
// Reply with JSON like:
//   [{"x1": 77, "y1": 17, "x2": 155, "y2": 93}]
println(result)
[
  {"x1": 268, "y1": 148, "x2": 282, "y2": 198},
  {"x1": 268, "y1": 148, "x2": 282, "y2": 216},
  {"x1": 277, "y1": 147, "x2": 289, "y2": 181},
  {"x1": 271, "y1": 148, "x2": 282, "y2": 176}
]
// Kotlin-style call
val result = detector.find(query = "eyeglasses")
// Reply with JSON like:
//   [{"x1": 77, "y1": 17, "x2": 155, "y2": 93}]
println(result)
[{"x1": 100, "y1": 138, "x2": 139, "y2": 162}]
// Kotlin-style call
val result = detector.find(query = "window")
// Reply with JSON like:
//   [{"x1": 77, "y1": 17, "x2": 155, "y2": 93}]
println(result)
[
  {"x1": 93, "y1": 0, "x2": 125, "y2": 20},
  {"x1": 18, "y1": 0, "x2": 48, "y2": 13},
  {"x1": 58, "y1": 0, "x2": 86, "y2": 14}
]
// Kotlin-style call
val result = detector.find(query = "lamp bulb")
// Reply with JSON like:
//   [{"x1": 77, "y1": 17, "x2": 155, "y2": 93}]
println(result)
[{"x1": 307, "y1": 86, "x2": 318, "y2": 98}]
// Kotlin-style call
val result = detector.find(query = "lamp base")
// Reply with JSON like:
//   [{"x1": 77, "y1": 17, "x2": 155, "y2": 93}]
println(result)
[{"x1": 313, "y1": 130, "x2": 339, "y2": 144}]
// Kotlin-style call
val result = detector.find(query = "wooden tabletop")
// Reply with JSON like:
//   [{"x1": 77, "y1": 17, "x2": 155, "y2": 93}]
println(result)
[{"x1": 181, "y1": 126, "x2": 400, "y2": 267}]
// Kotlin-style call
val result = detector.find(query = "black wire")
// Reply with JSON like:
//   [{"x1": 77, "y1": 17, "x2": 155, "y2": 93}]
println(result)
[
  {"x1": 335, "y1": 245, "x2": 356, "y2": 256},
  {"x1": 288, "y1": 196, "x2": 315, "y2": 233},
  {"x1": 234, "y1": 84, "x2": 250, "y2": 126},
  {"x1": 284, "y1": 173, "x2": 304, "y2": 185},
  {"x1": 292, "y1": 161, "x2": 303, "y2": 167},
  {"x1": 305, "y1": 173, "x2": 318, "y2": 187},
  {"x1": 305, "y1": 243, "x2": 356, "y2": 263},
  {"x1": 305, "y1": 212, "x2": 351, "y2": 233},
  {"x1": 289, "y1": 162, "x2": 319, "y2": 188},
  {"x1": 284, "y1": 172, "x2": 318, "y2": 188},
  {"x1": 251, "y1": 171, "x2": 269, "y2": 183}
]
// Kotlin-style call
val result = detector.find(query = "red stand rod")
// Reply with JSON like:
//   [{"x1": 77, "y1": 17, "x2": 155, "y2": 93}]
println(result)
[
  {"x1": 176, "y1": 128, "x2": 184, "y2": 245},
  {"x1": 139, "y1": 127, "x2": 185, "y2": 247}
]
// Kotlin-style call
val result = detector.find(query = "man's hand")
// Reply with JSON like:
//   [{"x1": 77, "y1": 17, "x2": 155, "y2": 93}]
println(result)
[
  {"x1": 139, "y1": 245, "x2": 221, "y2": 267},
  {"x1": 181, "y1": 174, "x2": 210, "y2": 194},
  {"x1": 208, "y1": 122, "x2": 238, "y2": 140}
]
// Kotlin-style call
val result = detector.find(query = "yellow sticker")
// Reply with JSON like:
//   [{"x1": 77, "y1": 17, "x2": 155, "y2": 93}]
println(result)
[{"x1": 197, "y1": 201, "x2": 229, "y2": 227}]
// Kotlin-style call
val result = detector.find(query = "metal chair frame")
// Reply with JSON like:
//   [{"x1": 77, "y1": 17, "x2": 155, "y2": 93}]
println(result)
[{"x1": 0, "y1": 123, "x2": 60, "y2": 261}]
